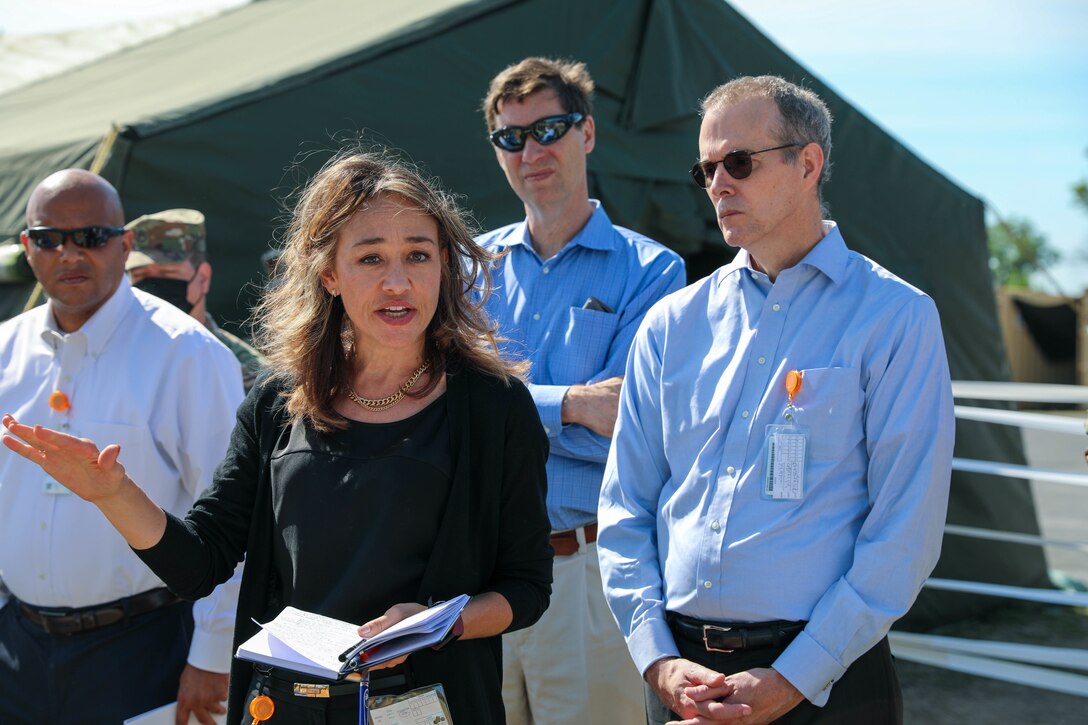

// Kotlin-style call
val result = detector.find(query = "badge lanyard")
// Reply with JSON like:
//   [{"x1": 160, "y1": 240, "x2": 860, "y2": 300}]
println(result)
[
  {"x1": 359, "y1": 671, "x2": 370, "y2": 725},
  {"x1": 763, "y1": 370, "x2": 809, "y2": 501}
]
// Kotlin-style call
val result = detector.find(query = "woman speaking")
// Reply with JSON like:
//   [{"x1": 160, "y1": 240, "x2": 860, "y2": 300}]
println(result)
[{"x1": 3, "y1": 151, "x2": 552, "y2": 723}]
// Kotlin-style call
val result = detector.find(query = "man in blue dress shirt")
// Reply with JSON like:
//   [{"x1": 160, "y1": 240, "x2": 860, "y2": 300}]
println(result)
[
  {"x1": 477, "y1": 57, "x2": 686, "y2": 724},
  {"x1": 598, "y1": 76, "x2": 955, "y2": 724}
]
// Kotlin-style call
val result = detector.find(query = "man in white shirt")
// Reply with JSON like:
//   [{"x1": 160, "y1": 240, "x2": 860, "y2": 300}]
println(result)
[{"x1": 0, "y1": 169, "x2": 244, "y2": 724}]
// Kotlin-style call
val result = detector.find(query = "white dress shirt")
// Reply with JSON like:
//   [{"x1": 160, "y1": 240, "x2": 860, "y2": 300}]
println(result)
[
  {"x1": 598, "y1": 223, "x2": 955, "y2": 704},
  {"x1": 0, "y1": 276, "x2": 245, "y2": 671}
]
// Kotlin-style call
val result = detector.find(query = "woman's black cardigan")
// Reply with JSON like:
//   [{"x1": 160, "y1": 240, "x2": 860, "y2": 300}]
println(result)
[{"x1": 137, "y1": 363, "x2": 553, "y2": 722}]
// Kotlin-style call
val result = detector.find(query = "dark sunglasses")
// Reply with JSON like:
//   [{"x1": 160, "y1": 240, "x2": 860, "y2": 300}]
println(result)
[
  {"x1": 690, "y1": 143, "x2": 803, "y2": 188},
  {"x1": 22, "y1": 226, "x2": 126, "y2": 250},
  {"x1": 489, "y1": 112, "x2": 584, "y2": 152}
]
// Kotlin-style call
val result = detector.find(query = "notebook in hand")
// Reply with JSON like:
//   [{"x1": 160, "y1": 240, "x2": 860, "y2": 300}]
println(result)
[{"x1": 235, "y1": 594, "x2": 470, "y2": 680}]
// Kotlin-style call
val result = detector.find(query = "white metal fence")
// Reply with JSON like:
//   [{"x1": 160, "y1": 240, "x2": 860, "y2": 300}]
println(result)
[{"x1": 888, "y1": 382, "x2": 1088, "y2": 697}]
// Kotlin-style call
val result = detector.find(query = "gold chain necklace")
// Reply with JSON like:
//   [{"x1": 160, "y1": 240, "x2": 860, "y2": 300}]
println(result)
[{"x1": 346, "y1": 360, "x2": 431, "y2": 412}]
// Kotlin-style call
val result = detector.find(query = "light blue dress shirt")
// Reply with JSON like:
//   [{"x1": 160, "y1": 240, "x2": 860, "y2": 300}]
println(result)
[
  {"x1": 478, "y1": 201, "x2": 685, "y2": 530},
  {"x1": 598, "y1": 222, "x2": 954, "y2": 705}
]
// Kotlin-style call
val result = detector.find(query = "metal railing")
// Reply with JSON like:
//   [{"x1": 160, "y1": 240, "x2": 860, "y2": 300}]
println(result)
[{"x1": 889, "y1": 382, "x2": 1088, "y2": 697}]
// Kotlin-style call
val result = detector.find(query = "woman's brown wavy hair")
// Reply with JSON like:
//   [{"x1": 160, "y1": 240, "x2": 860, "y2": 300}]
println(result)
[{"x1": 254, "y1": 149, "x2": 522, "y2": 431}]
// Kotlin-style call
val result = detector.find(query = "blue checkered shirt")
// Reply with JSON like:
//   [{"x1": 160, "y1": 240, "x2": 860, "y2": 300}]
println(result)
[{"x1": 477, "y1": 201, "x2": 685, "y2": 530}]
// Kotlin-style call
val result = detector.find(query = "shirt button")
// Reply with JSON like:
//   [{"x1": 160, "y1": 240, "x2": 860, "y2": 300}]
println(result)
[
  {"x1": 750, "y1": 272, "x2": 758, "y2": 280},
  {"x1": 711, "y1": 520, "x2": 720, "y2": 531},
  {"x1": 542, "y1": 266, "x2": 550, "y2": 274},
  {"x1": 40, "y1": 522, "x2": 47, "y2": 530},
  {"x1": 39, "y1": 573, "x2": 46, "y2": 580},
  {"x1": 757, "y1": 356, "x2": 766, "y2": 365},
  {"x1": 543, "y1": 426, "x2": 551, "y2": 434},
  {"x1": 532, "y1": 313, "x2": 541, "y2": 321},
  {"x1": 741, "y1": 410, "x2": 750, "y2": 419},
  {"x1": 703, "y1": 580, "x2": 713, "y2": 589},
  {"x1": 726, "y1": 466, "x2": 735, "y2": 475},
  {"x1": 772, "y1": 303, "x2": 781, "y2": 312}
]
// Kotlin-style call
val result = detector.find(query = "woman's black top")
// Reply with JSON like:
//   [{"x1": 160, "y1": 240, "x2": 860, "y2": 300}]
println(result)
[
  {"x1": 269, "y1": 395, "x2": 450, "y2": 623},
  {"x1": 136, "y1": 364, "x2": 553, "y2": 724}
]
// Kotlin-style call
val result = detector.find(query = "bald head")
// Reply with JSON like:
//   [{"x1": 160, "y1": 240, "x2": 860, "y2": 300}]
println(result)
[
  {"x1": 21, "y1": 168, "x2": 132, "y2": 332},
  {"x1": 26, "y1": 169, "x2": 124, "y2": 229}
]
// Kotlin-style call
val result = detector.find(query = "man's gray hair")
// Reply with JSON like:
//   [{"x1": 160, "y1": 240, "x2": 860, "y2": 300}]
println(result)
[{"x1": 702, "y1": 76, "x2": 833, "y2": 210}]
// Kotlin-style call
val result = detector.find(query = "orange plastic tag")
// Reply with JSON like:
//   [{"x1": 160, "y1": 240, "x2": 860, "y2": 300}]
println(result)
[
  {"x1": 785, "y1": 370, "x2": 803, "y2": 403},
  {"x1": 249, "y1": 694, "x2": 275, "y2": 723},
  {"x1": 48, "y1": 391, "x2": 70, "y2": 412}
]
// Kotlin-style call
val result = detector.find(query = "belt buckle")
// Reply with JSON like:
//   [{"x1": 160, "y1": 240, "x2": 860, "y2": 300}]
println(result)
[
  {"x1": 293, "y1": 683, "x2": 330, "y2": 698},
  {"x1": 702, "y1": 624, "x2": 734, "y2": 653}
]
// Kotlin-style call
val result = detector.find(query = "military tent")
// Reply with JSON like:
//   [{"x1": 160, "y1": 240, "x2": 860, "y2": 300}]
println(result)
[{"x1": 0, "y1": 0, "x2": 1049, "y2": 625}]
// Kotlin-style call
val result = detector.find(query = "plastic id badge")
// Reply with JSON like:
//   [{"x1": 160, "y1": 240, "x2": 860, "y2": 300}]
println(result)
[
  {"x1": 763, "y1": 424, "x2": 809, "y2": 500},
  {"x1": 369, "y1": 683, "x2": 453, "y2": 725}
]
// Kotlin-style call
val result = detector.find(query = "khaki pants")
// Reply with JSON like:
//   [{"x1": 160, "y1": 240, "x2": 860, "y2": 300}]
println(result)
[{"x1": 502, "y1": 539, "x2": 645, "y2": 725}]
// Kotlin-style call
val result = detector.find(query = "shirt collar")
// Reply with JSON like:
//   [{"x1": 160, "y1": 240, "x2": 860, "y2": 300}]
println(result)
[
  {"x1": 795, "y1": 221, "x2": 848, "y2": 285},
  {"x1": 494, "y1": 199, "x2": 618, "y2": 254},
  {"x1": 718, "y1": 221, "x2": 848, "y2": 286},
  {"x1": 41, "y1": 276, "x2": 135, "y2": 357}
]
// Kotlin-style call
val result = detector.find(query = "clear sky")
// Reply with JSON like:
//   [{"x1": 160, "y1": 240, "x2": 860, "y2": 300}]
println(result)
[
  {"x1": 3, "y1": 0, "x2": 1085, "y2": 294},
  {"x1": 729, "y1": 0, "x2": 1088, "y2": 295}
]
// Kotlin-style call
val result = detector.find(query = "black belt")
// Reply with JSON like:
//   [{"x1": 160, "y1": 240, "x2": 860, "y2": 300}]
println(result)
[
  {"x1": 263, "y1": 670, "x2": 408, "y2": 699},
  {"x1": 668, "y1": 612, "x2": 807, "y2": 653},
  {"x1": 18, "y1": 587, "x2": 182, "y2": 636}
]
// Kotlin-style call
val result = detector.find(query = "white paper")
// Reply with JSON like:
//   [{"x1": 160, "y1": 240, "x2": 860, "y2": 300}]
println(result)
[
  {"x1": 235, "y1": 595, "x2": 470, "y2": 678},
  {"x1": 259, "y1": 607, "x2": 362, "y2": 671}
]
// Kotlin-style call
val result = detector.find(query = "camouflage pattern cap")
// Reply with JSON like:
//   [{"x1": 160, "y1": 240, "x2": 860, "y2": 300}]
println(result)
[{"x1": 125, "y1": 208, "x2": 205, "y2": 270}]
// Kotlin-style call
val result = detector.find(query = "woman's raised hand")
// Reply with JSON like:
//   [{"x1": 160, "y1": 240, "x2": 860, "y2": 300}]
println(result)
[{"x1": 1, "y1": 414, "x2": 127, "y2": 504}]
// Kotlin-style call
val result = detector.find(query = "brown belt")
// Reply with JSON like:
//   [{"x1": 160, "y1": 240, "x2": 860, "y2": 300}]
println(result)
[
  {"x1": 550, "y1": 523, "x2": 598, "y2": 556},
  {"x1": 18, "y1": 587, "x2": 182, "y2": 636}
]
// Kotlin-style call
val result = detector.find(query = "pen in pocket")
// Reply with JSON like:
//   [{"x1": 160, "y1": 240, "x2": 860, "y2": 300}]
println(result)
[{"x1": 582, "y1": 296, "x2": 613, "y2": 313}]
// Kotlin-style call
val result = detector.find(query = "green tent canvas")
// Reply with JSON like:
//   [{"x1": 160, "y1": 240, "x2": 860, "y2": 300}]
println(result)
[{"x1": 0, "y1": 0, "x2": 1048, "y2": 625}]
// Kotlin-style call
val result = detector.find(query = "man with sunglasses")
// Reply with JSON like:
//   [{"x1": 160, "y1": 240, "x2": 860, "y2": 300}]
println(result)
[
  {"x1": 476, "y1": 57, "x2": 685, "y2": 725},
  {"x1": 598, "y1": 76, "x2": 954, "y2": 724},
  {"x1": 0, "y1": 169, "x2": 244, "y2": 724},
  {"x1": 126, "y1": 209, "x2": 266, "y2": 393}
]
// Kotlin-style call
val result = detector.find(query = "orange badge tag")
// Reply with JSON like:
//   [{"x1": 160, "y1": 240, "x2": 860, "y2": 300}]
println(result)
[
  {"x1": 48, "y1": 391, "x2": 70, "y2": 412},
  {"x1": 785, "y1": 370, "x2": 803, "y2": 403},
  {"x1": 249, "y1": 694, "x2": 274, "y2": 724}
]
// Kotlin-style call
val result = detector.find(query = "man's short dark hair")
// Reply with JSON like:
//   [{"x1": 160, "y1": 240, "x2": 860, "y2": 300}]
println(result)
[{"x1": 482, "y1": 57, "x2": 594, "y2": 131}]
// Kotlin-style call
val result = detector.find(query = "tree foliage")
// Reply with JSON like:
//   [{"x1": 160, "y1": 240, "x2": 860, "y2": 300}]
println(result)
[
  {"x1": 987, "y1": 216, "x2": 1061, "y2": 289},
  {"x1": 1074, "y1": 146, "x2": 1087, "y2": 215}
]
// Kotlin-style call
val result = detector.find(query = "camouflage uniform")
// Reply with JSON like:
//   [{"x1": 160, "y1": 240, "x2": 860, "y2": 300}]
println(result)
[
  {"x1": 205, "y1": 315, "x2": 264, "y2": 393},
  {"x1": 127, "y1": 209, "x2": 266, "y2": 392}
]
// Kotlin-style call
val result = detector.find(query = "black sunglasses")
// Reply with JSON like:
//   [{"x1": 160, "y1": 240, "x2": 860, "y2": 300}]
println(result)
[
  {"x1": 690, "y1": 143, "x2": 803, "y2": 188},
  {"x1": 22, "y1": 226, "x2": 126, "y2": 250},
  {"x1": 489, "y1": 112, "x2": 584, "y2": 152}
]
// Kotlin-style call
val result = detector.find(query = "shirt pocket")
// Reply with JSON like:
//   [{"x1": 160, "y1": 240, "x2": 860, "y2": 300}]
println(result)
[
  {"x1": 80, "y1": 420, "x2": 162, "y2": 487},
  {"x1": 554, "y1": 306, "x2": 619, "y2": 382},
  {"x1": 795, "y1": 367, "x2": 864, "y2": 462}
]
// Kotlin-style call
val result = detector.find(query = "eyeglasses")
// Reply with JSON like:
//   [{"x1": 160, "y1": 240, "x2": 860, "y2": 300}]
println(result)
[
  {"x1": 489, "y1": 112, "x2": 584, "y2": 152},
  {"x1": 22, "y1": 226, "x2": 126, "y2": 250},
  {"x1": 690, "y1": 143, "x2": 803, "y2": 188}
]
